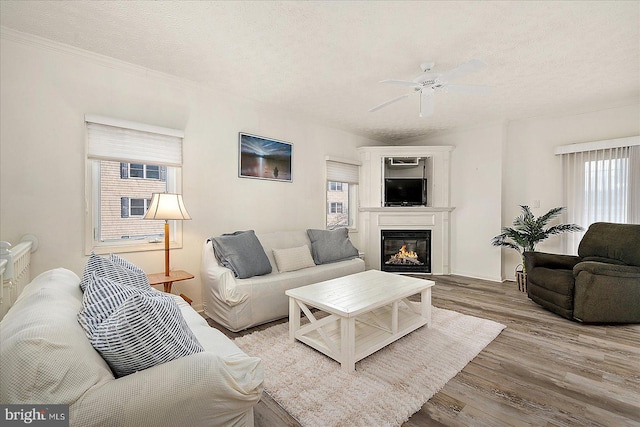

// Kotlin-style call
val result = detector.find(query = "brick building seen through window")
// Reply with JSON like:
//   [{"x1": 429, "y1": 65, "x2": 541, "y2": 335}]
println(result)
[
  {"x1": 99, "y1": 161, "x2": 167, "y2": 240},
  {"x1": 327, "y1": 181, "x2": 349, "y2": 228}
]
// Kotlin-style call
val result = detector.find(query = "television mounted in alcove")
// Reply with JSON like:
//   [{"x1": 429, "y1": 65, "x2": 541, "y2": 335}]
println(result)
[{"x1": 384, "y1": 178, "x2": 426, "y2": 207}]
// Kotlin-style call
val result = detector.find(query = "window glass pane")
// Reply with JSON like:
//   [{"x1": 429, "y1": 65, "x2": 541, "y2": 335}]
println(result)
[
  {"x1": 145, "y1": 165, "x2": 160, "y2": 180},
  {"x1": 583, "y1": 157, "x2": 628, "y2": 223},
  {"x1": 99, "y1": 160, "x2": 167, "y2": 241},
  {"x1": 327, "y1": 181, "x2": 349, "y2": 228},
  {"x1": 130, "y1": 198, "x2": 146, "y2": 216},
  {"x1": 129, "y1": 163, "x2": 144, "y2": 178},
  {"x1": 328, "y1": 182, "x2": 343, "y2": 191}
]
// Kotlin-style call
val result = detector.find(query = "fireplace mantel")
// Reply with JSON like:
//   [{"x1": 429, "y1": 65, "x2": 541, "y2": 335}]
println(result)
[
  {"x1": 357, "y1": 146, "x2": 454, "y2": 275},
  {"x1": 360, "y1": 207, "x2": 455, "y2": 213}
]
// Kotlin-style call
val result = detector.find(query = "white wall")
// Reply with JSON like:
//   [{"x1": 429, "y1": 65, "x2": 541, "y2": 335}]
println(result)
[
  {"x1": 398, "y1": 104, "x2": 639, "y2": 282},
  {"x1": 2, "y1": 33, "x2": 638, "y2": 301},
  {"x1": 397, "y1": 123, "x2": 505, "y2": 281},
  {"x1": 0, "y1": 34, "x2": 379, "y2": 310},
  {"x1": 502, "y1": 103, "x2": 640, "y2": 278}
]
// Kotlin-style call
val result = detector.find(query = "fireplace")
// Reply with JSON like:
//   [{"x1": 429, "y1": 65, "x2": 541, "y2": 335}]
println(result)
[{"x1": 381, "y1": 230, "x2": 431, "y2": 273}]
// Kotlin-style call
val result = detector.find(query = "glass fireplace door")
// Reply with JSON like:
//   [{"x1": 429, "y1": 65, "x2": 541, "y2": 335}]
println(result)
[{"x1": 381, "y1": 230, "x2": 431, "y2": 273}]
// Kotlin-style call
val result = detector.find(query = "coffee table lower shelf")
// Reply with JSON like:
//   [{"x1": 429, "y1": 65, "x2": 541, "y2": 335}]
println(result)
[{"x1": 290, "y1": 302, "x2": 429, "y2": 372}]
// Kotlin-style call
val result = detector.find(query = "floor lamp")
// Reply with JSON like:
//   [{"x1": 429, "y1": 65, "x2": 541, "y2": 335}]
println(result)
[{"x1": 143, "y1": 193, "x2": 192, "y2": 277}]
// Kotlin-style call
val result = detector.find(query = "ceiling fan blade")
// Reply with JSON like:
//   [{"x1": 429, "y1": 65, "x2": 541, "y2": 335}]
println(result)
[
  {"x1": 379, "y1": 79, "x2": 422, "y2": 88},
  {"x1": 369, "y1": 93, "x2": 414, "y2": 112},
  {"x1": 440, "y1": 59, "x2": 486, "y2": 82},
  {"x1": 419, "y1": 89, "x2": 434, "y2": 118},
  {"x1": 445, "y1": 84, "x2": 491, "y2": 94}
]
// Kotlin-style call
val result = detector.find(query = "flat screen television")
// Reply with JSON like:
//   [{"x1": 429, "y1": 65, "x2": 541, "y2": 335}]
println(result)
[{"x1": 384, "y1": 178, "x2": 425, "y2": 206}]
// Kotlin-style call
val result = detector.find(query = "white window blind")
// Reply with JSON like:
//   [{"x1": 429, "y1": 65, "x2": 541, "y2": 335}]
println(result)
[
  {"x1": 559, "y1": 139, "x2": 640, "y2": 253},
  {"x1": 86, "y1": 115, "x2": 183, "y2": 166},
  {"x1": 326, "y1": 159, "x2": 360, "y2": 184}
]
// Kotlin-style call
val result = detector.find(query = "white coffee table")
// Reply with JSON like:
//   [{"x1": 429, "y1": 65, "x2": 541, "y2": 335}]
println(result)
[{"x1": 285, "y1": 269, "x2": 435, "y2": 372}]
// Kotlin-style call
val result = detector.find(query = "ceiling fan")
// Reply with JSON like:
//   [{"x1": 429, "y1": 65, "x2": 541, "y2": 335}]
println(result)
[{"x1": 369, "y1": 59, "x2": 490, "y2": 117}]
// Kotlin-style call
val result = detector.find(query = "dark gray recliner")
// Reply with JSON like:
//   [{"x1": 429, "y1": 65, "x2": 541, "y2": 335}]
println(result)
[{"x1": 524, "y1": 222, "x2": 640, "y2": 323}]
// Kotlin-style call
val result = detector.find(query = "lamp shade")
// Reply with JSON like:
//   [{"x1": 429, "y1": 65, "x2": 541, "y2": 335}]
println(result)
[{"x1": 143, "y1": 193, "x2": 192, "y2": 221}]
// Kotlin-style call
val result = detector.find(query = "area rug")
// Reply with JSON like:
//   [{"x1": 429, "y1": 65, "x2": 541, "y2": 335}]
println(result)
[{"x1": 234, "y1": 306, "x2": 506, "y2": 427}]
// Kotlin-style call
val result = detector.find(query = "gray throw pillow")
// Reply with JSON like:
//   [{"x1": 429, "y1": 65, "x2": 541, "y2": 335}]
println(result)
[
  {"x1": 210, "y1": 230, "x2": 272, "y2": 279},
  {"x1": 307, "y1": 228, "x2": 359, "y2": 265}
]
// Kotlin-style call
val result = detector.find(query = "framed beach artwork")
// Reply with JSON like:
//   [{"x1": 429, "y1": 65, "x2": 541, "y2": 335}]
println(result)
[{"x1": 238, "y1": 132, "x2": 293, "y2": 182}]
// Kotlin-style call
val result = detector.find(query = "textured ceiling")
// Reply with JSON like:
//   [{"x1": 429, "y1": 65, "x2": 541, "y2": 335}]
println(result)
[{"x1": 1, "y1": 1, "x2": 638, "y2": 141}]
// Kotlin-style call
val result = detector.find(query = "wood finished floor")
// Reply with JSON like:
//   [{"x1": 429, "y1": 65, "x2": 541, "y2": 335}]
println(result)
[{"x1": 205, "y1": 275, "x2": 640, "y2": 426}]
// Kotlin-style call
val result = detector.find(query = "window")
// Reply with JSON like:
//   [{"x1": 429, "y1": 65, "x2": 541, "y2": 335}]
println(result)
[
  {"x1": 123, "y1": 163, "x2": 164, "y2": 180},
  {"x1": 121, "y1": 197, "x2": 152, "y2": 217},
  {"x1": 85, "y1": 115, "x2": 184, "y2": 254},
  {"x1": 558, "y1": 137, "x2": 640, "y2": 253},
  {"x1": 329, "y1": 182, "x2": 344, "y2": 192},
  {"x1": 583, "y1": 156, "x2": 628, "y2": 223},
  {"x1": 327, "y1": 182, "x2": 350, "y2": 228},
  {"x1": 329, "y1": 201, "x2": 344, "y2": 214},
  {"x1": 326, "y1": 158, "x2": 360, "y2": 229}
]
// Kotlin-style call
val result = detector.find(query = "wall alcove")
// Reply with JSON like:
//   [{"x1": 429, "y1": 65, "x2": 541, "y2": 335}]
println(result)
[{"x1": 358, "y1": 146, "x2": 454, "y2": 274}]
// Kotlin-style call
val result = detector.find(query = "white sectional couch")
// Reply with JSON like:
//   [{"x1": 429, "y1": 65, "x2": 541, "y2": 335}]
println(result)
[
  {"x1": 202, "y1": 230, "x2": 365, "y2": 332},
  {"x1": 0, "y1": 268, "x2": 263, "y2": 427}
]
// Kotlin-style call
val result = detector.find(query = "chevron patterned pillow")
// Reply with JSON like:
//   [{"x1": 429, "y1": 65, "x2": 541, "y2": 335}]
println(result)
[
  {"x1": 79, "y1": 252, "x2": 150, "y2": 292},
  {"x1": 109, "y1": 253, "x2": 146, "y2": 275},
  {"x1": 77, "y1": 273, "x2": 157, "y2": 339},
  {"x1": 90, "y1": 291, "x2": 204, "y2": 377}
]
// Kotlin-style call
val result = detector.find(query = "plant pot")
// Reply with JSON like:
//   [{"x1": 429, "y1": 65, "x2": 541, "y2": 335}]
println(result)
[{"x1": 515, "y1": 265, "x2": 527, "y2": 293}]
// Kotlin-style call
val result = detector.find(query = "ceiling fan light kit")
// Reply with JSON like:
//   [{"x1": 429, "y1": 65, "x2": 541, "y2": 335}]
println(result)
[{"x1": 369, "y1": 59, "x2": 489, "y2": 118}]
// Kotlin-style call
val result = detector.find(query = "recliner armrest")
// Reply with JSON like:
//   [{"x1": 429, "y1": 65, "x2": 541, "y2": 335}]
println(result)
[
  {"x1": 574, "y1": 261, "x2": 640, "y2": 279},
  {"x1": 524, "y1": 251, "x2": 581, "y2": 271}
]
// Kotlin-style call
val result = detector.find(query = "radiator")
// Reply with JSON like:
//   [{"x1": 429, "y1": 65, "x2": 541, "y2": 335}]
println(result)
[{"x1": 0, "y1": 235, "x2": 37, "y2": 320}]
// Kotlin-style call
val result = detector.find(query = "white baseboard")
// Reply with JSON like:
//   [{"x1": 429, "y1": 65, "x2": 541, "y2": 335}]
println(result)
[{"x1": 450, "y1": 270, "x2": 503, "y2": 283}]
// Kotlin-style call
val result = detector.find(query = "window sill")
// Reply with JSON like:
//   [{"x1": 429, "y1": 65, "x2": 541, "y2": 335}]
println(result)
[{"x1": 86, "y1": 240, "x2": 183, "y2": 256}]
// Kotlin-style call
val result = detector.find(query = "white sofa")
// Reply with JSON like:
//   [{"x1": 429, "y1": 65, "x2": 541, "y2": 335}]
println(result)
[
  {"x1": 202, "y1": 230, "x2": 365, "y2": 332},
  {"x1": 0, "y1": 268, "x2": 263, "y2": 427}
]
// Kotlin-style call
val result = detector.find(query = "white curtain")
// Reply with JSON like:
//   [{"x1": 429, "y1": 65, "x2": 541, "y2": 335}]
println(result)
[
  {"x1": 562, "y1": 144, "x2": 640, "y2": 254},
  {"x1": 629, "y1": 145, "x2": 640, "y2": 222}
]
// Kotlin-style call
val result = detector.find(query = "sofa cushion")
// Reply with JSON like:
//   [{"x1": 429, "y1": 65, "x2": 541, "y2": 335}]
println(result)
[
  {"x1": 581, "y1": 256, "x2": 627, "y2": 266},
  {"x1": 79, "y1": 252, "x2": 150, "y2": 292},
  {"x1": 307, "y1": 228, "x2": 359, "y2": 265},
  {"x1": 578, "y1": 222, "x2": 640, "y2": 266},
  {"x1": 211, "y1": 230, "x2": 272, "y2": 279},
  {"x1": 77, "y1": 273, "x2": 156, "y2": 339},
  {"x1": 256, "y1": 231, "x2": 313, "y2": 272},
  {"x1": 0, "y1": 269, "x2": 114, "y2": 405},
  {"x1": 91, "y1": 291, "x2": 204, "y2": 377},
  {"x1": 273, "y1": 245, "x2": 316, "y2": 272},
  {"x1": 221, "y1": 257, "x2": 366, "y2": 331}
]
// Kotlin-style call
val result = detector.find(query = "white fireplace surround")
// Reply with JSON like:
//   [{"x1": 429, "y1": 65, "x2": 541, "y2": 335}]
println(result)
[{"x1": 358, "y1": 146, "x2": 454, "y2": 274}]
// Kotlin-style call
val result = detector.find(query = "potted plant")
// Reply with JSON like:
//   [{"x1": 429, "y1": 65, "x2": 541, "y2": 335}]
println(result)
[{"x1": 491, "y1": 205, "x2": 583, "y2": 292}]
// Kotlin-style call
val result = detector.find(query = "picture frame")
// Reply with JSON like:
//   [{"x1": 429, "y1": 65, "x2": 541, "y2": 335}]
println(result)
[{"x1": 238, "y1": 132, "x2": 293, "y2": 182}]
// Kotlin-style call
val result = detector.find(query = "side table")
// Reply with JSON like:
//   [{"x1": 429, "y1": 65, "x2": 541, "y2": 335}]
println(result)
[{"x1": 146, "y1": 270, "x2": 194, "y2": 304}]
